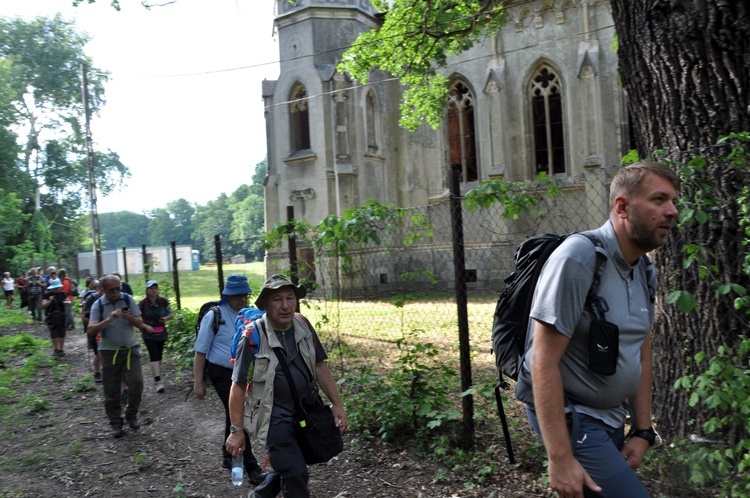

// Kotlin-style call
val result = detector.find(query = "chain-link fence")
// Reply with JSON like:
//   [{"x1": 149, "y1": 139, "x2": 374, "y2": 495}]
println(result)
[{"x1": 263, "y1": 167, "x2": 622, "y2": 393}]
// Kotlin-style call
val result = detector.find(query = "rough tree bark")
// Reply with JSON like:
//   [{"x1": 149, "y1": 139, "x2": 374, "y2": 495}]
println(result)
[{"x1": 610, "y1": 0, "x2": 750, "y2": 439}]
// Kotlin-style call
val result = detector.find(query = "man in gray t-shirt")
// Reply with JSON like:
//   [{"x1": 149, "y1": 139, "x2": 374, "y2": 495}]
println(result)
[
  {"x1": 522, "y1": 162, "x2": 679, "y2": 498},
  {"x1": 87, "y1": 274, "x2": 144, "y2": 438}
]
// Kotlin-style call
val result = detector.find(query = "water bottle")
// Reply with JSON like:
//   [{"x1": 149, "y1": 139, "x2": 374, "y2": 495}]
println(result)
[{"x1": 231, "y1": 449, "x2": 243, "y2": 487}]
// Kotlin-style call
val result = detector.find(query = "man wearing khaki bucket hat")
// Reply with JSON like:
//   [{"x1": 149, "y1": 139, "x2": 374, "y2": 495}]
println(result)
[{"x1": 226, "y1": 274, "x2": 348, "y2": 497}]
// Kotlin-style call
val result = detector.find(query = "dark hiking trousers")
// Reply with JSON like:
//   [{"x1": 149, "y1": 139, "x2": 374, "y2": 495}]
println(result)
[
  {"x1": 253, "y1": 418, "x2": 309, "y2": 498},
  {"x1": 526, "y1": 408, "x2": 650, "y2": 498},
  {"x1": 206, "y1": 361, "x2": 261, "y2": 473}
]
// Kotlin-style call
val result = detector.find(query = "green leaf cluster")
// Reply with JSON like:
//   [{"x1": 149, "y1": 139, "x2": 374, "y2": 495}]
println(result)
[
  {"x1": 463, "y1": 172, "x2": 558, "y2": 218},
  {"x1": 340, "y1": 331, "x2": 461, "y2": 449},
  {"x1": 339, "y1": 0, "x2": 505, "y2": 130},
  {"x1": 265, "y1": 199, "x2": 434, "y2": 274}
]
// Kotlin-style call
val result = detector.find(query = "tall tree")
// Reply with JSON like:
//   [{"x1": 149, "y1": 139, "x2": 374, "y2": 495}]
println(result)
[
  {"x1": 610, "y1": 0, "x2": 750, "y2": 438},
  {"x1": 0, "y1": 15, "x2": 130, "y2": 259},
  {"x1": 192, "y1": 194, "x2": 234, "y2": 262},
  {"x1": 98, "y1": 211, "x2": 149, "y2": 250}
]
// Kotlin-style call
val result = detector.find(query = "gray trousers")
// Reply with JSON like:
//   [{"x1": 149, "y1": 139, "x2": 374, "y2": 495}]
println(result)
[{"x1": 99, "y1": 346, "x2": 144, "y2": 427}]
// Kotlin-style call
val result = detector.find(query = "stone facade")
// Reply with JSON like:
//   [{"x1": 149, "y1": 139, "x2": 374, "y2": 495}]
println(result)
[{"x1": 262, "y1": 0, "x2": 630, "y2": 296}]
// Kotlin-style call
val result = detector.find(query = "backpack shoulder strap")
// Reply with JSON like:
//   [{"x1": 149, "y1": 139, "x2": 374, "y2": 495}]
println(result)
[
  {"x1": 211, "y1": 305, "x2": 223, "y2": 334},
  {"x1": 577, "y1": 233, "x2": 609, "y2": 319}
]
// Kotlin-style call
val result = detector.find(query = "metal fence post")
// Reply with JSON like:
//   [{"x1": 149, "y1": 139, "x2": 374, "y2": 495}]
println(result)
[{"x1": 450, "y1": 167, "x2": 474, "y2": 449}]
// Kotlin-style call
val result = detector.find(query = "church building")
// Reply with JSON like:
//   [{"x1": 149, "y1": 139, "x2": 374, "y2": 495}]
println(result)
[{"x1": 262, "y1": 0, "x2": 631, "y2": 295}]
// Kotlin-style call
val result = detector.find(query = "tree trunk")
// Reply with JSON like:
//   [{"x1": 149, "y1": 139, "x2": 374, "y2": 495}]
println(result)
[{"x1": 610, "y1": 0, "x2": 750, "y2": 439}]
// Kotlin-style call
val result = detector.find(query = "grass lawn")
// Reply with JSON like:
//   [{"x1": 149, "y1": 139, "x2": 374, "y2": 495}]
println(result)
[{"x1": 125, "y1": 262, "x2": 266, "y2": 311}]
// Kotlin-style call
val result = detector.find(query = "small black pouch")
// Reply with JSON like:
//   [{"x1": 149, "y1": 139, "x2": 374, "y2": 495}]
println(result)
[{"x1": 588, "y1": 318, "x2": 619, "y2": 375}]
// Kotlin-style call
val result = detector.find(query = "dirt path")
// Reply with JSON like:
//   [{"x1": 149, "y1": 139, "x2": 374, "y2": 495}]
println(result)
[
  {"x1": 7, "y1": 319, "x2": 704, "y2": 498},
  {"x1": 3, "y1": 322, "x2": 560, "y2": 498}
]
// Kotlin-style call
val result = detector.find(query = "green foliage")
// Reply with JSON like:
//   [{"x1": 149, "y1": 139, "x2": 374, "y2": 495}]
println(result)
[
  {"x1": 674, "y1": 338, "x2": 750, "y2": 495},
  {"x1": 661, "y1": 134, "x2": 750, "y2": 313},
  {"x1": 340, "y1": 331, "x2": 461, "y2": 450},
  {"x1": 0, "y1": 332, "x2": 51, "y2": 385},
  {"x1": 339, "y1": 0, "x2": 506, "y2": 130},
  {"x1": 73, "y1": 375, "x2": 96, "y2": 393},
  {"x1": 266, "y1": 199, "x2": 434, "y2": 275},
  {"x1": 464, "y1": 172, "x2": 559, "y2": 218},
  {"x1": 0, "y1": 15, "x2": 129, "y2": 265},
  {"x1": 167, "y1": 307, "x2": 203, "y2": 371},
  {"x1": 672, "y1": 137, "x2": 750, "y2": 495},
  {"x1": 133, "y1": 451, "x2": 151, "y2": 471},
  {"x1": 20, "y1": 393, "x2": 50, "y2": 414}
]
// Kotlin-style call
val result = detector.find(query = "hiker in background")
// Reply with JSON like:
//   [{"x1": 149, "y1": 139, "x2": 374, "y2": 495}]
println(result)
[
  {"x1": 78, "y1": 276, "x2": 97, "y2": 304},
  {"x1": 2, "y1": 271, "x2": 14, "y2": 309},
  {"x1": 43, "y1": 266, "x2": 56, "y2": 285},
  {"x1": 225, "y1": 274, "x2": 348, "y2": 498},
  {"x1": 138, "y1": 280, "x2": 173, "y2": 393},
  {"x1": 520, "y1": 162, "x2": 679, "y2": 498},
  {"x1": 112, "y1": 272, "x2": 133, "y2": 296},
  {"x1": 86, "y1": 274, "x2": 144, "y2": 438},
  {"x1": 81, "y1": 280, "x2": 103, "y2": 383},
  {"x1": 25, "y1": 268, "x2": 45, "y2": 322},
  {"x1": 16, "y1": 270, "x2": 28, "y2": 311},
  {"x1": 42, "y1": 278, "x2": 68, "y2": 357},
  {"x1": 58, "y1": 269, "x2": 76, "y2": 331},
  {"x1": 192, "y1": 274, "x2": 265, "y2": 485}
]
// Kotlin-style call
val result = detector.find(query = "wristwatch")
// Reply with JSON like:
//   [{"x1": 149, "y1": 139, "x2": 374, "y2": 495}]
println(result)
[
  {"x1": 229, "y1": 425, "x2": 244, "y2": 434},
  {"x1": 631, "y1": 427, "x2": 659, "y2": 446}
]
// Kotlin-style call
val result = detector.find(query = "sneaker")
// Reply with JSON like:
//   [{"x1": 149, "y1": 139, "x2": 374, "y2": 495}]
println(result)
[
  {"x1": 111, "y1": 426, "x2": 124, "y2": 438},
  {"x1": 52, "y1": 349, "x2": 60, "y2": 357},
  {"x1": 58, "y1": 350, "x2": 65, "y2": 357},
  {"x1": 93, "y1": 372, "x2": 102, "y2": 383},
  {"x1": 127, "y1": 417, "x2": 141, "y2": 431},
  {"x1": 155, "y1": 381, "x2": 165, "y2": 393}
]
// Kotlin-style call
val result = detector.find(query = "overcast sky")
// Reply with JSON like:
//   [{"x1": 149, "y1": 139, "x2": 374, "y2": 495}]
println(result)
[{"x1": 4, "y1": 0, "x2": 279, "y2": 214}]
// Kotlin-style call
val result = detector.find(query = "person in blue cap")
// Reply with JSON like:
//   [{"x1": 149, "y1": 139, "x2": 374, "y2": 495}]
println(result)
[
  {"x1": 192, "y1": 274, "x2": 265, "y2": 484},
  {"x1": 138, "y1": 280, "x2": 173, "y2": 393}
]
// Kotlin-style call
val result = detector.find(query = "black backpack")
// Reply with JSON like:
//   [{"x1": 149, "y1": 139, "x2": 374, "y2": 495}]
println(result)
[
  {"x1": 68, "y1": 278, "x2": 79, "y2": 297},
  {"x1": 491, "y1": 232, "x2": 605, "y2": 382},
  {"x1": 491, "y1": 231, "x2": 605, "y2": 464},
  {"x1": 45, "y1": 295, "x2": 66, "y2": 326},
  {"x1": 195, "y1": 301, "x2": 224, "y2": 337}
]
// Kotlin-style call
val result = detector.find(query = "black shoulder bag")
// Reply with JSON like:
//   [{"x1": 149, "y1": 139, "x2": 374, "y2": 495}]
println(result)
[{"x1": 271, "y1": 346, "x2": 343, "y2": 465}]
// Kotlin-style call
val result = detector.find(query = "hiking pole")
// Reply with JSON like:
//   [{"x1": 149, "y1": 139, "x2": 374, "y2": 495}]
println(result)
[{"x1": 494, "y1": 372, "x2": 516, "y2": 464}]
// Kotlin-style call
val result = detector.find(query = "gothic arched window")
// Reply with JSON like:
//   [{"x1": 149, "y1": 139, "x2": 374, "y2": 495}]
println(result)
[
  {"x1": 447, "y1": 80, "x2": 478, "y2": 182},
  {"x1": 530, "y1": 65, "x2": 565, "y2": 175},
  {"x1": 366, "y1": 91, "x2": 378, "y2": 152},
  {"x1": 290, "y1": 83, "x2": 310, "y2": 152}
]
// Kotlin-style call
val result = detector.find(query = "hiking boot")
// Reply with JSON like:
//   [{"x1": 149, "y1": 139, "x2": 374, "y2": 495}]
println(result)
[
  {"x1": 94, "y1": 372, "x2": 102, "y2": 383},
  {"x1": 248, "y1": 468, "x2": 267, "y2": 486},
  {"x1": 127, "y1": 417, "x2": 141, "y2": 431},
  {"x1": 111, "y1": 426, "x2": 124, "y2": 438},
  {"x1": 155, "y1": 381, "x2": 165, "y2": 393}
]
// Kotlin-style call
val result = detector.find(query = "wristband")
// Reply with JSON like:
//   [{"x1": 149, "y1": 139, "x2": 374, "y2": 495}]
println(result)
[{"x1": 631, "y1": 427, "x2": 659, "y2": 446}]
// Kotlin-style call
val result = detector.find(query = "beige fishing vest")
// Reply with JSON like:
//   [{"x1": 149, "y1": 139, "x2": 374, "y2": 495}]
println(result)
[{"x1": 243, "y1": 313, "x2": 317, "y2": 445}]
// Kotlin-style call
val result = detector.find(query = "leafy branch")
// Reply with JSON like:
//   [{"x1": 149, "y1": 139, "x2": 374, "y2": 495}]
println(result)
[{"x1": 339, "y1": 0, "x2": 506, "y2": 130}]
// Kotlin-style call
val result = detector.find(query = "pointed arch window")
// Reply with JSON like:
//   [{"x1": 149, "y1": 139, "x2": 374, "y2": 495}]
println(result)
[
  {"x1": 530, "y1": 66, "x2": 565, "y2": 175},
  {"x1": 290, "y1": 83, "x2": 310, "y2": 151},
  {"x1": 447, "y1": 80, "x2": 478, "y2": 182},
  {"x1": 366, "y1": 90, "x2": 378, "y2": 152}
]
